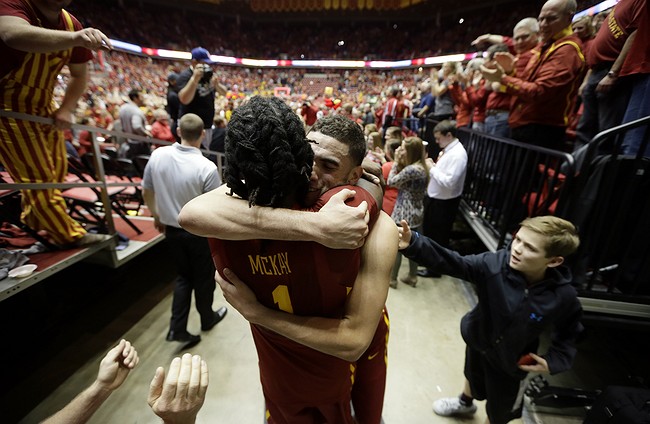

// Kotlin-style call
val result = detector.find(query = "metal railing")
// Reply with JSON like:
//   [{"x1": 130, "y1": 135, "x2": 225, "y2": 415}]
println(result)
[
  {"x1": 563, "y1": 116, "x2": 650, "y2": 315},
  {"x1": 0, "y1": 110, "x2": 225, "y2": 238},
  {"x1": 425, "y1": 115, "x2": 650, "y2": 320},
  {"x1": 456, "y1": 126, "x2": 576, "y2": 251}
]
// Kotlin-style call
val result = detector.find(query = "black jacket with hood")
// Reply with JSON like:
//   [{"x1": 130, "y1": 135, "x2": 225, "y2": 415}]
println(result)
[{"x1": 403, "y1": 231, "x2": 583, "y2": 378}]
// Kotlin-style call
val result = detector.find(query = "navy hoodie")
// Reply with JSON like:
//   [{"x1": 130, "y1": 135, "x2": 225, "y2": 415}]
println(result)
[{"x1": 403, "y1": 231, "x2": 583, "y2": 378}]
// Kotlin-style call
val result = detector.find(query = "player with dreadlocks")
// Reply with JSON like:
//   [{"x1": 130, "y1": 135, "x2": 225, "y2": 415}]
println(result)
[
  {"x1": 223, "y1": 96, "x2": 313, "y2": 208},
  {"x1": 197, "y1": 96, "x2": 396, "y2": 424}
]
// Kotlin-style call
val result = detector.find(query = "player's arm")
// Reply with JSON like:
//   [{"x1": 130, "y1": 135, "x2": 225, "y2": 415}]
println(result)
[
  {"x1": 217, "y1": 212, "x2": 398, "y2": 362},
  {"x1": 0, "y1": 16, "x2": 111, "y2": 53},
  {"x1": 179, "y1": 184, "x2": 369, "y2": 249}
]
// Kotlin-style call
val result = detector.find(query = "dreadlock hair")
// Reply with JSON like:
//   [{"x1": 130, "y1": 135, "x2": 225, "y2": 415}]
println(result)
[
  {"x1": 224, "y1": 96, "x2": 314, "y2": 208},
  {"x1": 310, "y1": 114, "x2": 366, "y2": 166}
]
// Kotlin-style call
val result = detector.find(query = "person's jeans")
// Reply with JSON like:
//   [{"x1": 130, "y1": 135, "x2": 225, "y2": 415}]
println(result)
[
  {"x1": 575, "y1": 67, "x2": 630, "y2": 149},
  {"x1": 485, "y1": 112, "x2": 510, "y2": 138},
  {"x1": 621, "y1": 74, "x2": 650, "y2": 157}
]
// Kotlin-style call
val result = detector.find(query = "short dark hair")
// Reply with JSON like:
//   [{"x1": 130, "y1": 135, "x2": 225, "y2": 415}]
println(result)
[
  {"x1": 224, "y1": 96, "x2": 313, "y2": 207},
  {"x1": 385, "y1": 126, "x2": 404, "y2": 141},
  {"x1": 310, "y1": 114, "x2": 366, "y2": 166},
  {"x1": 433, "y1": 120, "x2": 457, "y2": 138},
  {"x1": 128, "y1": 89, "x2": 140, "y2": 101}
]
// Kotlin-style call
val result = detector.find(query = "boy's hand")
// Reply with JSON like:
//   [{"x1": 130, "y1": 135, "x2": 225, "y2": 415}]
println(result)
[
  {"x1": 398, "y1": 220, "x2": 412, "y2": 250},
  {"x1": 518, "y1": 352, "x2": 549, "y2": 373}
]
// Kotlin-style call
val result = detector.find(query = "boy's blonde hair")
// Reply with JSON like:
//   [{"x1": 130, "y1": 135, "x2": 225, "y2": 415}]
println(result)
[{"x1": 519, "y1": 216, "x2": 580, "y2": 258}]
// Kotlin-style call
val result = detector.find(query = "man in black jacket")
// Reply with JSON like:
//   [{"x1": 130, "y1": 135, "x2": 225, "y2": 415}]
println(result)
[
  {"x1": 398, "y1": 215, "x2": 583, "y2": 424},
  {"x1": 166, "y1": 72, "x2": 180, "y2": 143}
]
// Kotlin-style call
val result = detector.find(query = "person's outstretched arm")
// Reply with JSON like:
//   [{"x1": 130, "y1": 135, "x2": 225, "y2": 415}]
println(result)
[
  {"x1": 216, "y1": 212, "x2": 398, "y2": 361},
  {"x1": 0, "y1": 16, "x2": 111, "y2": 53},
  {"x1": 148, "y1": 353, "x2": 209, "y2": 424},
  {"x1": 42, "y1": 340, "x2": 139, "y2": 424},
  {"x1": 179, "y1": 184, "x2": 370, "y2": 249}
]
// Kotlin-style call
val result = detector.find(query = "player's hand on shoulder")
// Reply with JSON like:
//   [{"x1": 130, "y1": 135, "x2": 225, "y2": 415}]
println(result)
[{"x1": 318, "y1": 189, "x2": 369, "y2": 249}]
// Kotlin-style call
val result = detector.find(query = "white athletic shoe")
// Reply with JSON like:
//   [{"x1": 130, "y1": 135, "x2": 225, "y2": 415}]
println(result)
[{"x1": 432, "y1": 397, "x2": 478, "y2": 416}]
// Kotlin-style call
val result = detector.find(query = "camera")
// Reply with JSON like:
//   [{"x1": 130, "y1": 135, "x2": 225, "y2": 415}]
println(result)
[{"x1": 197, "y1": 64, "x2": 213, "y2": 84}]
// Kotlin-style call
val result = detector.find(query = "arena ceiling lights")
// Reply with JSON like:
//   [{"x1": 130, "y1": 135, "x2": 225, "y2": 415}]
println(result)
[{"x1": 112, "y1": 41, "x2": 477, "y2": 69}]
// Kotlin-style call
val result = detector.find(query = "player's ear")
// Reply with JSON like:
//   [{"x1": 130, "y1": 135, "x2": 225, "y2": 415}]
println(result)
[{"x1": 346, "y1": 165, "x2": 363, "y2": 185}]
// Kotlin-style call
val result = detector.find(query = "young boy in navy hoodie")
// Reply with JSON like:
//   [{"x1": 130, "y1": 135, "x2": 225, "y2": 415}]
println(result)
[{"x1": 399, "y1": 215, "x2": 582, "y2": 424}]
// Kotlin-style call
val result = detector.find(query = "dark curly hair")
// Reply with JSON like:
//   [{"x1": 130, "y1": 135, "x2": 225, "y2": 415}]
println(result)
[
  {"x1": 224, "y1": 96, "x2": 314, "y2": 207},
  {"x1": 310, "y1": 114, "x2": 366, "y2": 166}
]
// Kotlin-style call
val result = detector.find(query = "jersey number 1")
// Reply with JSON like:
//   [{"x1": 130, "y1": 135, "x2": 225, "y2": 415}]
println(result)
[{"x1": 272, "y1": 285, "x2": 294, "y2": 313}]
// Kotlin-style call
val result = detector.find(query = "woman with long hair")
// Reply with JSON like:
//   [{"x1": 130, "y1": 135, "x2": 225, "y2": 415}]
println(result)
[{"x1": 387, "y1": 136, "x2": 428, "y2": 288}]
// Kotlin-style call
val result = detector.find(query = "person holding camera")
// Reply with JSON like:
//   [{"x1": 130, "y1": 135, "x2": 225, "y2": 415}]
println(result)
[{"x1": 177, "y1": 47, "x2": 226, "y2": 150}]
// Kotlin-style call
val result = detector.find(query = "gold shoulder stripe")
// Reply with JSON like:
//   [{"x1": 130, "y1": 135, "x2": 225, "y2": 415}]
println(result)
[{"x1": 61, "y1": 9, "x2": 75, "y2": 32}]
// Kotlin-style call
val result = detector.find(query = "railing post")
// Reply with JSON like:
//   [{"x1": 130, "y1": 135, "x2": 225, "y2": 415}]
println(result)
[{"x1": 89, "y1": 130, "x2": 117, "y2": 235}]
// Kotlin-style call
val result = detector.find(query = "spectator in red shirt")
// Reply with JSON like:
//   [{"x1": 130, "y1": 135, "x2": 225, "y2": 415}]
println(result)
[
  {"x1": 0, "y1": 0, "x2": 112, "y2": 247},
  {"x1": 619, "y1": 0, "x2": 650, "y2": 156},
  {"x1": 301, "y1": 101, "x2": 318, "y2": 127},
  {"x1": 575, "y1": 0, "x2": 644, "y2": 157},
  {"x1": 572, "y1": 15, "x2": 595, "y2": 55},
  {"x1": 482, "y1": 0, "x2": 587, "y2": 150},
  {"x1": 151, "y1": 108, "x2": 176, "y2": 145}
]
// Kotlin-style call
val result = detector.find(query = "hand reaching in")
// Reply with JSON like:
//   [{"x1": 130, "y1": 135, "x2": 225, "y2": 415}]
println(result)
[
  {"x1": 148, "y1": 354, "x2": 209, "y2": 424},
  {"x1": 95, "y1": 339, "x2": 139, "y2": 393}
]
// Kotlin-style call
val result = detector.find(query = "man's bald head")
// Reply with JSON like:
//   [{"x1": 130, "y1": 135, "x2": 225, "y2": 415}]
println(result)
[
  {"x1": 538, "y1": 0, "x2": 576, "y2": 42},
  {"x1": 513, "y1": 17, "x2": 540, "y2": 53}
]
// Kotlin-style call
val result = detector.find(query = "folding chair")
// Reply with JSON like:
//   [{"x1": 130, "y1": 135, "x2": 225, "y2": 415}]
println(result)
[
  {"x1": 100, "y1": 155, "x2": 144, "y2": 215},
  {"x1": 0, "y1": 173, "x2": 57, "y2": 250},
  {"x1": 63, "y1": 155, "x2": 142, "y2": 235},
  {"x1": 131, "y1": 155, "x2": 150, "y2": 179}
]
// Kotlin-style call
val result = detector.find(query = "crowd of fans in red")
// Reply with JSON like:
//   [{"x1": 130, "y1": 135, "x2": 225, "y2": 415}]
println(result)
[
  {"x1": 57, "y1": 0, "x2": 620, "y2": 162},
  {"x1": 66, "y1": 0, "x2": 598, "y2": 60}
]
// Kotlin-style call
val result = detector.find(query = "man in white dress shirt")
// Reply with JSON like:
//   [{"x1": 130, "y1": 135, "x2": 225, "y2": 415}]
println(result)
[
  {"x1": 418, "y1": 120, "x2": 468, "y2": 278},
  {"x1": 142, "y1": 113, "x2": 227, "y2": 344}
]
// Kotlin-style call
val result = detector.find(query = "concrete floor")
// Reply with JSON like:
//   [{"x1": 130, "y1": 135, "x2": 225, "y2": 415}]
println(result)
[{"x1": 19, "y1": 254, "x2": 640, "y2": 424}]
